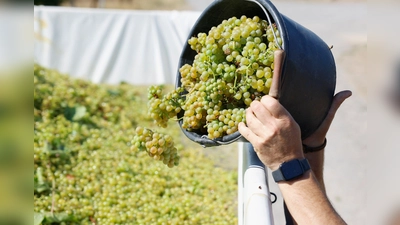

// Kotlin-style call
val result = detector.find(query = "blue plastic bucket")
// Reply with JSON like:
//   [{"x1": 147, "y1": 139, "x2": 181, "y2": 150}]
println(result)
[{"x1": 176, "y1": 0, "x2": 336, "y2": 147}]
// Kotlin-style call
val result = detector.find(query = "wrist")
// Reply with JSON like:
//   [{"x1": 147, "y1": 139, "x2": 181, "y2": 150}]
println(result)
[
  {"x1": 272, "y1": 158, "x2": 311, "y2": 183},
  {"x1": 268, "y1": 154, "x2": 304, "y2": 171},
  {"x1": 277, "y1": 169, "x2": 312, "y2": 184}
]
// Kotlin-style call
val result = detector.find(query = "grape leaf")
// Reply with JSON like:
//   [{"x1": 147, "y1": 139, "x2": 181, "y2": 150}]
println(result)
[
  {"x1": 34, "y1": 213, "x2": 44, "y2": 225},
  {"x1": 34, "y1": 181, "x2": 50, "y2": 193},
  {"x1": 107, "y1": 89, "x2": 121, "y2": 96},
  {"x1": 34, "y1": 168, "x2": 50, "y2": 193},
  {"x1": 64, "y1": 106, "x2": 86, "y2": 121},
  {"x1": 42, "y1": 212, "x2": 77, "y2": 223},
  {"x1": 72, "y1": 106, "x2": 87, "y2": 121}
]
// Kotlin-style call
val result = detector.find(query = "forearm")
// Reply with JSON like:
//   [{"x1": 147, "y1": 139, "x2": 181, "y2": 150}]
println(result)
[
  {"x1": 237, "y1": 94, "x2": 350, "y2": 224},
  {"x1": 278, "y1": 170, "x2": 346, "y2": 225},
  {"x1": 305, "y1": 149, "x2": 325, "y2": 192},
  {"x1": 289, "y1": 149, "x2": 326, "y2": 225}
]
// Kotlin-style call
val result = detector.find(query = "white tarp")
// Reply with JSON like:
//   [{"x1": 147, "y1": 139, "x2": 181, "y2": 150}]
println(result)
[{"x1": 34, "y1": 6, "x2": 200, "y2": 84}]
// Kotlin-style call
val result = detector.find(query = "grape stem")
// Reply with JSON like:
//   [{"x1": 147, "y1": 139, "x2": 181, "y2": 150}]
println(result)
[{"x1": 233, "y1": 72, "x2": 238, "y2": 89}]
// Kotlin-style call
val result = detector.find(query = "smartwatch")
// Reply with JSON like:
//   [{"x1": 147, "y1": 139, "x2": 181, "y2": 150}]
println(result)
[{"x1": 272, "y1": 158, "x2": 310, "y2": 182}]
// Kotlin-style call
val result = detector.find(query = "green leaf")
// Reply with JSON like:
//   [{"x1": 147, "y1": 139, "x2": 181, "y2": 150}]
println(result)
[
  {"x1": 54, "y1": 212, "x2": 74, "y2": 222},
  {"x1": 72, "y1": 106, "x2": 86, "y2": 121},
  {"x1": 107, "y1": 89, "x2": 121, "y2": 96},
  {"x1": 34, "y1": 213, "x2": 44, "y2": 225},
  {"x1": 34, "y1": 168, "x2": 50, "y2": 193},
  {"x1": 34, "y1": 181, "x2": 50, "y2": 193},
  {"x1": 64, "y1": 106, "x2": 86, "y2": 121},
  {"x1": 42, "y1": 212, "x2": 77, "y2": 223}
]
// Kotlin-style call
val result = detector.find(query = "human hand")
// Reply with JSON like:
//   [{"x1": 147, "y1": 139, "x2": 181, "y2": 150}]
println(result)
[
  {"x1": 302, "y1": 90, "x2": 352, "y2": 148},
  {"x1": 238, "y1": 95, "x2": 303, "y2": 170}
]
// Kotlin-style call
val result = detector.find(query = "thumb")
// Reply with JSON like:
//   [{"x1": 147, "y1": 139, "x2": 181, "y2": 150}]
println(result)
[
  {"x1": 303, "y1": 90, "x2": 352, "y2": 145},
  {"x1": 325, "y1": 90, "x2": 352, "y2": 122}
]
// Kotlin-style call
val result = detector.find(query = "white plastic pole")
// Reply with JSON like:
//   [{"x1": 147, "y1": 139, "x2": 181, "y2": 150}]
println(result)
[
  {"x1": 239, "y1": 143, "x2": 274, "y2": 225},
  {"x1": 238, "y1": 142, "x2": 245, "y2": 225},
  {"x1": 244, "y1": 166, "x2": 274, "y2": 225}
]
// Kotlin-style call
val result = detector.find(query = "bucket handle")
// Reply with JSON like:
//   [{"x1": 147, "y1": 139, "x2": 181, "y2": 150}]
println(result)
[
  {"x1": 244, "y1": 0, "x2": 286, "y2": 100},
  {"x1": 245, "y1": 0, "x2": 283, "y2": 50},
  {"x1": 269, "y1": 49, "x2": 285, "y2": 99}
]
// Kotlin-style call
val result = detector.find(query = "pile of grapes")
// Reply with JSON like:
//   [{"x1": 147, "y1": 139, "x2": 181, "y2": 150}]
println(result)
[
  {"x1": 147, "y1": 15, "x2": 281, "y2": 139},
  {"x1": 34, "y1": 64, "x2": 237, "y2": 224}
]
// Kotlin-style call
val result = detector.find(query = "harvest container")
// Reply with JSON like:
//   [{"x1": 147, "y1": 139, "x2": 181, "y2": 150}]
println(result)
[{"x1": 176, "y1": 0, "x2": 336, "y2": 147}]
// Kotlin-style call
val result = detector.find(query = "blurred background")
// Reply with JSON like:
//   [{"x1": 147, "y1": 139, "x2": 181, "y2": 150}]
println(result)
[
  {"x1": 34, "y1": 0, "x2": 367, "y2": 223},
  {"x1": 3, "y1": 0, "x2": 400, "y2": 224},
  {"x1": 34, "y1": 0, "x2": 366, "y2": 10}
]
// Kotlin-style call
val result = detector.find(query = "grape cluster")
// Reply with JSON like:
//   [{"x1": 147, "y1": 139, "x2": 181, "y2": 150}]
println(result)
[
  {"x1": 206, "y1": 108, "x2": 246, "y2": 139},
  {"x1": 147, "y1": 85, "x2": 184, "y2": 128},
  {"x1": 132, "y1": 126, "x2": 180, "y2": 167},
  {"x1": 148, "y1": 15, "x2": 281, "y2": 139},
  {"x1": 34, "y1": 64, "x2": 238, "y2": 224}
]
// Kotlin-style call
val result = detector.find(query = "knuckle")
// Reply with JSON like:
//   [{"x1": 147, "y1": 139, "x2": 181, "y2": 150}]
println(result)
[
  {"x1": 250, "y1": 100, "x2": 262, "y2": 111},
  {"x1": 270, "y1": 127, "x2": 279, "y2": 137},
  {"x1": 260, "y1": 96, "x2": 270, "y2": 105},
  {"x1": 250, "y1": 100, "x2": 259, "y2": 108},
  {"x1": 261, "y1": 95, "x2": 271, "y2": 102},
  {"x1": 246, "y1": 118, "x2": 254, "y2": 127},
  {"x1": 268, "y1": 122, "x2": 280, "y2": 134},
  {"x1": 261, "y1": 95, "x2": 278, "y2": 108}
]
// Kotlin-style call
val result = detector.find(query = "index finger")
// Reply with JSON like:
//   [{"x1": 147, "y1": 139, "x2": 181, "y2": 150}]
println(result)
[
  {"x1": 238, "y1": 122, "x2": 259, "y2": 145},
  {"x1": 260, "y1": 95, "x2": 290, "y2": 118}
]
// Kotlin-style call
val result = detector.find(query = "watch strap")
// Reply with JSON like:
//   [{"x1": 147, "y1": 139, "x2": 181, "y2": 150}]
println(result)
[
  {"x1": 272, "y1": 158, "x2": 310, "y2": 182},
  {"x1": 272, "y1": 167, "x2": 284, "y2": 182},
  {"x1": 300, "y1": 158, "x2": 311, "y2": 171}
]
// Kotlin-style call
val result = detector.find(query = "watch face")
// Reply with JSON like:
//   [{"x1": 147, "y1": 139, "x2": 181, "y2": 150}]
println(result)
[{"x1": 281, "y1": 159, "x2": 304, "y2": 180}]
